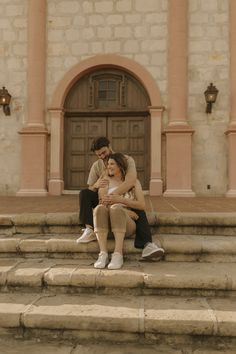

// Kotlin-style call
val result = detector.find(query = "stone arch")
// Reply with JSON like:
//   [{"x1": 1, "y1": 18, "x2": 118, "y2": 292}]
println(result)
[
  {"x1": 50, "y1": 54, "x2": 162, "y2": 108},
  {"x1": 48, "y1": 54, "x2": 164, "y2": 195}
]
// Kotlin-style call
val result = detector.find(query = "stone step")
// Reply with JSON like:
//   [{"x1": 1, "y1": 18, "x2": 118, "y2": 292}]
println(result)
[
  {"x1": 0, "y1": 234, "x2": 235, "y2": 262},
  {"x1": 0, "y1": 337, "x2": 235, "y2": 354},
  {"x1": 0, "y1": 292, "x2": 236, "y2": 342},
  {"x1": 0, "y1": 338, "x2": 190, "y2": 354},
  {"x1": 0, "y1": 258, "x2": 236, "y2": 297},
  {"x1": 1, "y1": 212, "x2": 236, "y2": 236}
]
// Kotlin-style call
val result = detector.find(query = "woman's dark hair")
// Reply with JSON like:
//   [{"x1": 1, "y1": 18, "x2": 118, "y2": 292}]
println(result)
[
  {"x1": 91, "y1": 137, "x2": 110, "y2": 152},
  {"x1": 108, "y1": 153, "x2": 127, "y2": 181}
]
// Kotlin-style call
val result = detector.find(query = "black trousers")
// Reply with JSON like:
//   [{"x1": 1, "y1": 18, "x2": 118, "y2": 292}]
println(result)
[{"x1": 79, "y1": 189, "x2": 152, "y2": 249}]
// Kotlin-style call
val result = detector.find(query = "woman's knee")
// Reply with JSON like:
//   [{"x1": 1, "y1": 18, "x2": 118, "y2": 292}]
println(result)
[
  {"x1": 110, "y1": 206, "x2": 126, "y2": 230},
  {"x1": 93, "y1": 205, "x2": 109, "y2": 230},
  {"x1": 94, "y1": 204, "x2": 108, "y2": 217}
]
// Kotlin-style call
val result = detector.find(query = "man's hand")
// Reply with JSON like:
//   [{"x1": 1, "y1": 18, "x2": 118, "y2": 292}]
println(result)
[{"x1": 94, "y1": 178, "x2": 109, "y2": 189}]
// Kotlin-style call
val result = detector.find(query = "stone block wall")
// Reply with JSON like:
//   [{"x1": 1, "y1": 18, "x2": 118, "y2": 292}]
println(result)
[
  {"x1": 0, "y1": 0, "x2": 27, "y2": 194},
  {"x1": 0, "y1": 0, "x2": 231, "y2": 195},
  {"x1": 189, "y1": 0, "x2": 229, "y2": 195}
]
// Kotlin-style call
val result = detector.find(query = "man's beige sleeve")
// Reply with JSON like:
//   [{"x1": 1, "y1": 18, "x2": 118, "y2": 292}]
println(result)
[
  {"x1": 87, "y1": 160, "x2": 105, "y2": 186},
  {"x1": 87, "y1": 162, "x2": 99, "y2": 186}
]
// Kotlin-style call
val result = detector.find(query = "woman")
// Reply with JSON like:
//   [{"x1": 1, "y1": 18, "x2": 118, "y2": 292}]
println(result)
[{"x1": 93, "y1": 153, "x2": 154, "y2": 270}]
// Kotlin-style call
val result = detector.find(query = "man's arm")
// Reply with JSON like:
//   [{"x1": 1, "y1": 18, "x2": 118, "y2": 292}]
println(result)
[
  {"x1": 111, "y1": 156, "x2": 137, "y2": 195},
  {"x1": 87, "y1": 161, "x2": 109, "y2": 191}
]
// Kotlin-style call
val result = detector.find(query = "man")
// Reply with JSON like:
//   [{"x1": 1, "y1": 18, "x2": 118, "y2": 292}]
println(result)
[{"x1": 77, "y1": 136, "x2": 164, "y2": 260}]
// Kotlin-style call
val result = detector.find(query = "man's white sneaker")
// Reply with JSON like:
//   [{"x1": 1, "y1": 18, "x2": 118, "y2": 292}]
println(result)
[
  {"x1": 76, "y1": 228, "x2": 97, "y2": 243},
  {"x1": 142, "y1": 242, "x2": 164, "y2": 260},
  {"x1": 94, "y1": 251, "x2": 109, "y2": 269},
  {"x1": 108, "y1": 252, "x2": 123, "y2": 270}
]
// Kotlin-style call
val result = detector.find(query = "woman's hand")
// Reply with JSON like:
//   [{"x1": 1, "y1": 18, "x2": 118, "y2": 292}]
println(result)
[
  {"x1": 100, "y1": 194, "x2": 122, "y2": 206},
  {"x1": 95, "y1": 177, "x2": 109, "y2": 189}
]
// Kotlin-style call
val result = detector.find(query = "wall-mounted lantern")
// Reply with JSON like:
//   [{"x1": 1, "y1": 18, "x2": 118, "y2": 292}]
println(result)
[
  {"x1": 204, "y1": 83, "x2": 219, "y2": 114},
  {"x1": 0, "y1": 87, "x2": 11, "y2": 116}
]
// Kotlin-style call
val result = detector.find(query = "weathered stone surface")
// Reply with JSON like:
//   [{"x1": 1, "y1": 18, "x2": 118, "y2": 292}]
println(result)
[
  {"x1": 0, "y1": 258, "x2": 21, "y2": 285},
  {"x1": 0, "y1": 293, "x2": 37, "y2": 327},
  {"x1": 0, "y1": 238, "x2": 19, "y2": 252},
  {"x1": 23, "y1": 294, "x2": 141, "y2": 333},
  {"x1": 0, "y1": 216, "x2": 13, "y2": 226},
  {"x1": 73, "y1": 343, "x2": 182, "y2": 354},
  {"x1": 18, "y1": 238, "x2": 48, "y2": 253},
  {"x1": 15, "y1": 226, "x2": 43, "y2": 234},
  {"x1": 208, "y1": 298, "x2": 236, "y2": 336},
  {"x1": 157, "y1": 213, "x2": 236, "y2": 226},
  {"x1": 47, "y1": 238, "x2": 80, "y2": 253},
  {"x1": 44, "y1": 265, "x2": 77, "y2": 286},
  {"x1": 71, "y1": 265, "x2": 98, "y2": 288},
  {"x1": 144, "y1": 296, "x2": 214, "y2": 335},
  {"x1": 0, "y1": 338, "x2": 184, "y2": 354},
  {"x1": 45, "y1": 213, "x2": 79, "y2": 225},
  {"x1": 97, "y1": 265, "x2": 144, "y2": 288},
  {"x1": 143, "y1": 262, "x2": 236, "y2": 291},
  {"x1": 12, "y1": 214, "x2": 46, "y2": 226},
  {"x1": 0, "y1": 339, "x2": 73, "y2": 354},
  {"x1": 7, "y1": 260, "x2": 53, "y2": 287}
]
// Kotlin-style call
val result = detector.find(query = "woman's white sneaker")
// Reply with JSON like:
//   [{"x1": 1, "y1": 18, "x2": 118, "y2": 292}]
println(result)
[
  {"x1": 76, "y1": 228, "x2": 97, "y2": 243},
  {"x1": 108, "y1": 252, "x2": 123, "y2": 270},
  {"x1": 142, "y1": 242, "x2": 164, "y2": 260},
  {"x1": 94, "y1": 251, "x2": 109, "y2": 269}
]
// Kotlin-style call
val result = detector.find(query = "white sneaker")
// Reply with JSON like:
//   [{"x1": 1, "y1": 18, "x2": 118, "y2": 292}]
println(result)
[
  {"x1": 142, "y1": 242, "x2": 164, "y2": 260},
  {"x1": 76, "y1": 228, "x2": 97, "y2": 243},
  {"x1": 108, "y1": 252, "x2": 123, "y2": 270},
  {"x1": 94, "y1": 251, "x2": 109, "y2": 269}
]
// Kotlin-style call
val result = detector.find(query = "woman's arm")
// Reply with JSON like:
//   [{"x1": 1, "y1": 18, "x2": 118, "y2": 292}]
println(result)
[{"x1": 103, "y1": 180, "x2": 146, "y2": 210}]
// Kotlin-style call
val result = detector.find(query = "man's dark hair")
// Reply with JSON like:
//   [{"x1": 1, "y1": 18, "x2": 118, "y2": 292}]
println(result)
[{"x1": 91, "y1": 136, "x2": 110, "y2": 152}]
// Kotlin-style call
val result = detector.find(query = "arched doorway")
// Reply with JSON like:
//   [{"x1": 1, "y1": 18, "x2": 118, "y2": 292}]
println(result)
[
  {"x1": 48, "y1": 54, "x2": 164, "y2": 196},
  {"x1": 63, "y1": 68, "x2": 151, "y2": 190}
]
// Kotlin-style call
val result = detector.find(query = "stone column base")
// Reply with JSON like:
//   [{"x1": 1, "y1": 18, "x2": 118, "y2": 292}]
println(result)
[
  {"x1": 225, "y1": 129, "x2": 236, "y2": 196},
  {"x1": 17, "y1": 127, "x2": 48, "y2": 197},
  {"x1": 225, "y1": 189, "x2": 236, "y2": 197},
  {"x1": 48, "y1": 179, "x2": 64, "y2": 196},
  {"x1": 163, "y1": 189, "x2": 196, "y2": 197},
  {"x1": 17, "y1": 189, "x2": 48, "y2": 197},
  {"x1": 164, "y1": 125, "x2": 195, "y2": 197},
  {"x1": 149, "y1": 178, "x2": 163, "y2": 196}
]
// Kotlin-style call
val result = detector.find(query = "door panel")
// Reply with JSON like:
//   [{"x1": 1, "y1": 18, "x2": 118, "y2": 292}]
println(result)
[
  {"x1": 64, "y1": 115, "x2": 150, "y2": 190},
  {"x1": 108, "y1": 116, "x2": 149, "y2": 189},
  {"x1": 64, "y1": 117, "x2": 106, "y2": 189}
]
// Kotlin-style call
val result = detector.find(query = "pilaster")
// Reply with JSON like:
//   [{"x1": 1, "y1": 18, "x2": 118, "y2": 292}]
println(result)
[
  {"x1": 17, "y1": 0, "x2": 48, "y2": 196},
  {"x1": 48, "y1": 109, "x2": 65, "y2": 195},
  {"x1": 164, "y1": 0, "x2": 195, "y2": 197},
  {"x1": 226, "y1": 0, "x2": 236, "y2": 197},
  {"x1": 149, "y1": 106, "x2": 164, "y2": 195}
]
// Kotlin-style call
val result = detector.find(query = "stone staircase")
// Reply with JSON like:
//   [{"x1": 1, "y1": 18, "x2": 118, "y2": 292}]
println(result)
[{"x1": 0, "y1": 212, "x2": 236, "y2": 353}]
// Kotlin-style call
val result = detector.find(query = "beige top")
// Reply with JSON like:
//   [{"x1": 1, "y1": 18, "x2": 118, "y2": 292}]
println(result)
[{"x1": 87, "y1": 155, "x2": 136, "y2": 186}]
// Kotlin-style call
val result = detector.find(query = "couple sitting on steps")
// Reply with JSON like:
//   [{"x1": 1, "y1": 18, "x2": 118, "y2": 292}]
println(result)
[{"x1": 77, "y1": 136, "x2": 165, "y2": 270}]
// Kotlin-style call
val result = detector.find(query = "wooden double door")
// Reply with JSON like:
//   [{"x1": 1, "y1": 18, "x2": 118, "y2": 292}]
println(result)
[{"x1": 64, "y1": 113, "x2": 150, "y2": 190}]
